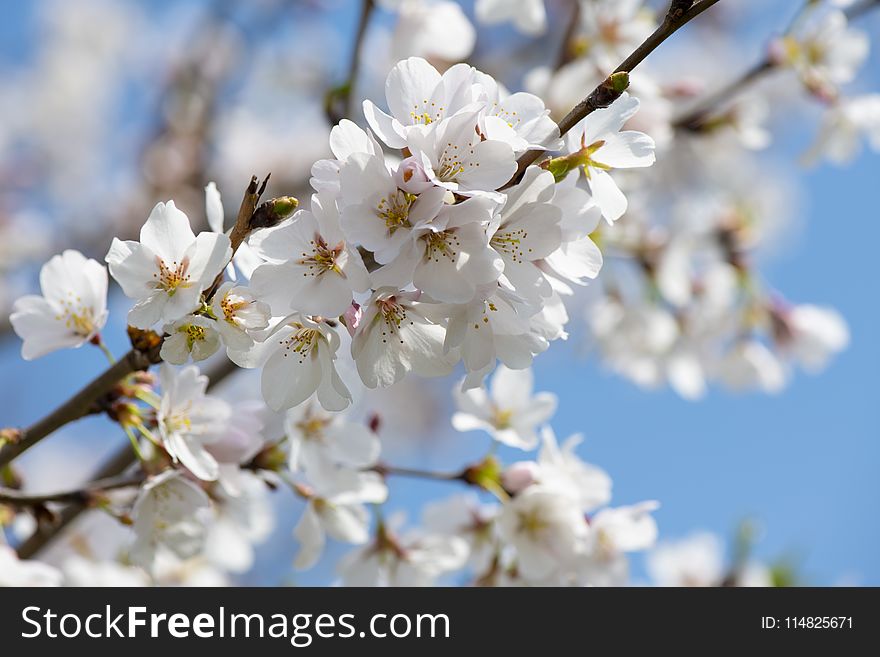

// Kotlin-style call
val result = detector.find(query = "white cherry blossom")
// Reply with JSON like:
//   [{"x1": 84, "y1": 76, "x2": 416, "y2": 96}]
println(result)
[
  {"x1": 475, "y1": 0, "x2": 547, "y2": 36},
  {"x1": 159, "y1": 314, "x2": 221, "y2": 365},
  {"x1": 807, "y1": 94, "x2": 880, "y2": 164},
  {"x1": 11, "y1": 249, "x2": 108, "y2": 360},
  {"x1": 370, "y1": 196, "x2": 503, "y2": 302},
  {"x1": 157, "y1": 364, "x2": 231, "y2": 481},
  {"x1": 579, "y1": 0, "x2": 657, "y2": 70},
  {"x1": 130, "y1": 470, "x2": 213, "y2": 572},
  {"x1": 378, "y1": 0, "x2": 475, "y2": 63},
  {"x1": 408, "y1": 107, "x2": 517, "y2": 198},
  {"x1": 497, "y1": 485, "x2": 587, "y2": 582},
  {"x1": 294, "y1": 469, "x2": 388, "y2": 570},
  {"x1": 777, "y1": 9, "x2": 869, "y2": 96},
  {"x1": 563, "y1": 93, "x2": 656, "y2": 223},
  {"x1": 338, "y1": 523, "x2": 467, "y2": 586},
  {"x1": 351, "y1": 288, "x2": 459, "y2": 388},
  {"x1": 210, "y1": 281, "x2": 271, "y2": 352},
  {"x1": 488, "y1": 166, "x2": 562, "y2": 303},
  {"x1": 363, "y1": 57, "x2": 479, "y2": 149},
  {"x1": 250, "y1": 193, "x2": 370, "y2": 318},
  {"x1": 285, "y1": 400, "x2": 381, "y2": 476},
  {"x1": 338, "y1": 152, "x2": 448, "y2": 264},
  {"x1": 235, "y1": 315, "x2": 352, "y2": 413},
  {"x1": 106, "y1": 200, "x2": 231, "y2": 329},
  {"x1": 452, "y1": 365, "x2": 556, "y2": 450}
]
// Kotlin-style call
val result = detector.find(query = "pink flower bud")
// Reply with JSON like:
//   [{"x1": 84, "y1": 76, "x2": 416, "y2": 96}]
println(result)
[
  {"x1": 343, "y1": 302, "x2": 363, "y2": 337},
  {"x1": 502, "y1": 461, "x2": 541, "y2": 494}
]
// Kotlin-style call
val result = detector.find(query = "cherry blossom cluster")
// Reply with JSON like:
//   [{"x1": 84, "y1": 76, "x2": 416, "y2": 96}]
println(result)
[
  {"x1": 2, "y1": 0, "x2": 872, "y2": 588},
  {"x1": 20, "y1": 56, "x2": 645, "y2": 417},
  {"x1": 1, "y1": 363, "x2": 661, "y2": 587}
]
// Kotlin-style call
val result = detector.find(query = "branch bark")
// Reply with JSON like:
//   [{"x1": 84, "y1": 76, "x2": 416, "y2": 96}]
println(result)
[
  {"x1": 14, "y1": 356, "x2": 239, "y2": 559},
  {"x1": 508, "y1": 0, "x2": 723, "y2": 184},
  {"x1": 0, "y1": 348, "x2": 159, "y2": 469},
  {"x1": 0, "y1": 471, "x2": 144, "y2": 507},
  {"x1": 673, "y1": 0, "x2": 880, "y2": 130}
]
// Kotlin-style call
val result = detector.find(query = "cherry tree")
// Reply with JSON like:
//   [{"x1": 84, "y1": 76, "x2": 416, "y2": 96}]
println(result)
[{"x1": 0, "y1": 0, "x2": 873, "y2": 587}]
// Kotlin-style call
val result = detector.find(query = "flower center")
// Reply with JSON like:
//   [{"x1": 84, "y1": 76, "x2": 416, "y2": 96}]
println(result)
[
  {"x1": 491, "y1": 227, "x2": 530, "y2": 263},
  {"x1": 437, "y1": 142, "x2": 474, "y2": 181},
  {"x1": 376, "y1": 298, "x2": 413, "y2": 345},
  {"x1": 280, "y1": 324, "x2": 319, "y2": 363},
  {"x1": 296, "y1": 415, "x2": 331, "y2": 441},
  {"x1": 518, "y1": 508, "x2": 548, "y2": 538},
  {"x1": 376, "y1": 191, "x2": 417, "y2": 233},
  {"x1": 492, "y1": 407, "x2": 514, "y2": 429},
  {"x1": 409, "y1": 100, "x2": 444, "y2": 126},
  {"x1": 179, "y1": 323, "x2": 207, "y2": 350},
  {"x1": 153, "y1": 256, "x2": 192, "y2": 296},
  {"x1": 55, "y1": 292, "x2": 97, "y2": 337},
  {"x1": 422, "y1": 230, "x2": 460, "y2": 263},
  {"x1": 164, "y1": 401, "x2": 194, "y2": 435},
  {"x1": 298, "y1": 235, "x2": 345, "y2": 276},
  {"x1": 220, "y1": 293, "x2": 247, "y2": 325}
]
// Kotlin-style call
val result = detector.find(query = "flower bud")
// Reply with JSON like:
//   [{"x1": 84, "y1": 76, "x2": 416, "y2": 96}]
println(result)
[{"x1": 502, "y1": 461, "x2": 541, "y2": 494}]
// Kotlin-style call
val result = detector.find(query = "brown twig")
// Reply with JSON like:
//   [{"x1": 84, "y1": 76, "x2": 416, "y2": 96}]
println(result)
[
  {"x1": 325, "y1": 0, "x2": 375, "y2": 125},
  {"x1": 373, "y1": 463, "x2": 466, "y2": 482},
  {"x1": 507, "y1": 0, "x2": 723, "y2": 185},
  {"x1": 0, "y1": 471, "x2": 145, "y2": 507},
  {"x1": 673, "y1": 59, "x2": 775, "y2": 130},
  {"x1": 673, "y1": 0, "x2": 880, "y2": 130},
  {"x1": 554, "y1": 0, "x2": 583, "y2": 70},
  {"x1": 15, "y1": 356, "x2": 239, "y2": 559},
  {"x1": 0, "y1": 348, "x2": 160, "y2": 469}
]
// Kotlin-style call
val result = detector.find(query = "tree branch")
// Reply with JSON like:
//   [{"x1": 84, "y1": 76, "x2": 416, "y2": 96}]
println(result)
[
  {"x1": 673, "y1": 0, "x2": 880, "y2": 130},
  {"x1": 1, "y1": 176, "x2": 276, "y2": 470},
  {"x1": 373, "y1": 463, "x2": 466, "y2": 482},
  {"x1": 673, "y1": 59, "x2": 775, "y2": 130},
  {"x1": 508, "y1": 0, "x2": 723, "y2": 184},
  {"x1": 0, "y1": 471, "x2": 144, "y2": 507},
  {"x1": 0, "y1": 348, "x2": 160, "y2": 469},
  {"x1": 325, "y1": 0, "x2": 375, "y2": 125},
  {"x1": 14, "y1": 356, "x2": 239, "y2": 559},
  {"x1": 554, "y1": 0, "x2": 583, "y2": 71}
]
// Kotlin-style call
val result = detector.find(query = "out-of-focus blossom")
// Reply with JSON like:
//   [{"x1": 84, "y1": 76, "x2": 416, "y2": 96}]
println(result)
[{"x1": 11, "y1": 250, "x2": 108, "y2": 360}]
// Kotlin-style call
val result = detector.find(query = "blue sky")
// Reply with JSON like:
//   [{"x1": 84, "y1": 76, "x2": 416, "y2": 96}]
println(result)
[{"x1": 0, "y1": 1, "x2": 878, "y2": 585}]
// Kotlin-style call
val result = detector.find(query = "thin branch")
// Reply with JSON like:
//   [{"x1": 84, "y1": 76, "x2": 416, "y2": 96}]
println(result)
[
  {"x1": 0, "y1": 348, "x2": 160, "y2": 469},
  {"x1": 554, "y1": 0, "x2": 583, "y2": 71},
  {"x1": 1, "y1": 175, "x2": 272, "y2": 470},
  {"x1": 673, "y1": 59, "x2": 775, "y2": 130},
  {"x1": 326, "y1": 0, "x2": 375, "y2": 124},
  {"x1": 848, "y1": 0, "x2": 880, "y2": 21},
  {"x1": 374, "y1": 463, "x2": 465, "y2": 482},
  {"x1": 673, "y1": 0, "x2": 880, "y2": 130},
  {"x1": 508, "y1": 0, "x2": 723, "y2": 184},
  {"x1": 0, "y1": 472, "x2": 144, "y2": 507}
]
